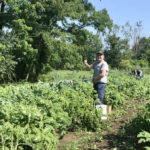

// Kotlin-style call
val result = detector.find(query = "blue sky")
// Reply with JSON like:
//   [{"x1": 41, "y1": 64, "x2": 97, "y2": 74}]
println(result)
[{"x1": 88, "y1": 0, "x2": 150, "y2": 37}]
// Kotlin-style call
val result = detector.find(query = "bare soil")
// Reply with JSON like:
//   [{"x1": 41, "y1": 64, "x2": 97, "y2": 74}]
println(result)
[
  {"x1": 58, "y1": 132, "x2": 81, "y2": 149},
  {"x1": 58, "y1": 99, "x2": 144, "y2": 150}
]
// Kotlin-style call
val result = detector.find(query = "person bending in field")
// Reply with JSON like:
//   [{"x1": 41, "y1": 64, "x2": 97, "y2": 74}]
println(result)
[
  {"x1": 84, "y1": 51, "x2": 109, "y2": 106},
  {"x1": 131, "y1": 69, "x2": 137, "y2": 78},
  {"x1": 136, "y1": 70, "x2": 143, "y2": 79},
  {"x1": 131, "y1": 69, "x2": 143, "y2": 79}
]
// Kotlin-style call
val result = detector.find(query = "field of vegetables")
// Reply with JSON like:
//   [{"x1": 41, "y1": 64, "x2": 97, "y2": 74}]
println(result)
[{"x1": 0, "y1": 70, "x2": 150, "y2": 150}]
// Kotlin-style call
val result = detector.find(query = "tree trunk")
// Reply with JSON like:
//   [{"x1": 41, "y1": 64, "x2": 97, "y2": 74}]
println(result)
[
  {"x1": 25, "y1": 61, "x2": 34, "y2": 81},
  {"x1": 0, "y1": 0, "x2": 5, "y2": 30}
]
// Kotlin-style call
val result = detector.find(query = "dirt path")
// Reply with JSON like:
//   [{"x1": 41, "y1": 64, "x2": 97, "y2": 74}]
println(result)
[
  {"x1": 58, "y1": 132, "x2": 81, "y2": 149},
  {"x1": 96, "y1": 102, "x2": 139, "y2": 150},
  {"x1": 58, "y1": 99, "x2": 143, "y2": 150}
]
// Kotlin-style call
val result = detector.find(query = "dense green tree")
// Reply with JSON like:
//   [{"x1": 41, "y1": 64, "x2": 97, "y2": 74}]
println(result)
[
  {"x1": 0, "y1": 0, "x2": 112, "y2": 81},
  {"x1": 104, "y1": 34, "x2": 129, "y2": 68},
  {"x1": 135, "y1": 37, "x2": 150, "y2": 59},
  {"x1": 130, "y1": 37, "x2": 150, "y2": 66},
  {"x1": 145, "y1": 49, "x2": 150, "y2": 66},
  {"x1": 119, "y1": 59, "x2": 132, "y2": 70},
  {"x1": 0, "y1": 0, "x2": 5, "y2": 30},
  {"x1": 0, "y1": 32, "x2": 17, "y2": 82}
]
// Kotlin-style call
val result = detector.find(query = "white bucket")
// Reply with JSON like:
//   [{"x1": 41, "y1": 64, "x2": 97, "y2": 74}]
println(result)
[{"x1": 96, "y1": 104, "x2": 112, "y2": 120}]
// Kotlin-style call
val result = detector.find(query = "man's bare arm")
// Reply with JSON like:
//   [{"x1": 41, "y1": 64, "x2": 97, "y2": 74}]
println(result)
[
  {"x1": 93, "y1": 70, "x2": 106, "y2": 83},
  {"x1": 84, "y1": 59, "x2": 91, "y2": 69}
]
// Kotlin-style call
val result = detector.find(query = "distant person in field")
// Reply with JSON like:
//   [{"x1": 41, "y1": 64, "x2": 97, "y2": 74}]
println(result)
[
  {"x1": 84, "y1": 51, "x2": 109, "y2": 106},
  {"x1": 136, "y1": 70, "x2": 143, "y2": 79},
  {"x1": 131, "y1": 69, "x2": 143, "y2": 79},
  {"x1": 131, "y1": 69, "x2": 137, "y2": 77}
]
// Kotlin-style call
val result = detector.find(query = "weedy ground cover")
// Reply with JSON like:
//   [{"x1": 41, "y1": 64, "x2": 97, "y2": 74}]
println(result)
[
  {"x1": 0, "y1": 78, "x2": 102, "y2": 149},
  {"x1": 52, "y1": 70, "x2": 150, "y2": 150},
  {"x1": 1, "y1": 70, "x2": 150, "y2": 149}
]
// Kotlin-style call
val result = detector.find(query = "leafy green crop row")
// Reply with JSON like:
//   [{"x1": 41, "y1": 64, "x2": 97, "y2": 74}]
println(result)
[
  {"x1": 105, "y1": 70, "x2": 150, "y2": 108},
  {"x1": 0, "y1": 80, "x2": 102, "y2": 149},
  {"x1": 1, "y1": 70, "x2": 150, "y2": 149}
]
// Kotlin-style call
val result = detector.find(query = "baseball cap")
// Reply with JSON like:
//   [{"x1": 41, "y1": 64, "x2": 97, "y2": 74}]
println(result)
[{"x1": 96, "y1": 50, "x2": 104, "y2": 55}]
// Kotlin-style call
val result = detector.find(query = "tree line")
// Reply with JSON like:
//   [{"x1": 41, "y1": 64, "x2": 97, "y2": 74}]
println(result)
[{"x1": 0, "y1": 0, "x2": 150, "y2": 82}]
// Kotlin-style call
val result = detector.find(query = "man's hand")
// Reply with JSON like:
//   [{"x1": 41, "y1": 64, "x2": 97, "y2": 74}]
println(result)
[
  {"x1": 84, "y1": 59, "x2": 88, "y2": 65},
  {"x1": 84, "y1": 59, "x2": 91, "y2": 69},
  {"x1": 92, "y1": 77, "x2": 97, "y2": 83},
  {"x1": 93, "y1": 70, "x2": 106, "y2": 83}
]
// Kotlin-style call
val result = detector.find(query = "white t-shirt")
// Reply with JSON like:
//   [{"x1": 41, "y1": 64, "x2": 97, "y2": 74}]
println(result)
[{"x1": 91, "y1": 60, "x2": 109, "y2": 83}]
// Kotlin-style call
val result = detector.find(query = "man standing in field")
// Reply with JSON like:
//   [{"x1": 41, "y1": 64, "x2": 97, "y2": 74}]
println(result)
[{"x1": 84, "y1": 51, "x2": 109, "y2": 106}]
